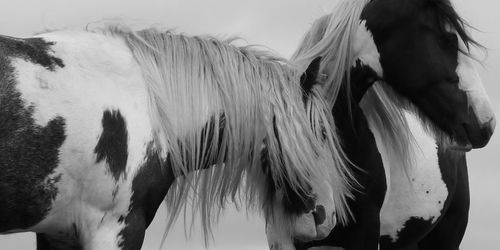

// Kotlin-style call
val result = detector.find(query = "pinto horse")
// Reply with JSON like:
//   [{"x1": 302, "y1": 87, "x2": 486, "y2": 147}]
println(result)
[
  {"x1": 0, "y1": 27, "x2": 354, "y2": 249},
  {"x1": 266, "y1": 0, "x2": 496, "y2": 249}
]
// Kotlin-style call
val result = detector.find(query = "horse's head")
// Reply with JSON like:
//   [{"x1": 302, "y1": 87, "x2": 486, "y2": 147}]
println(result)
[
  {"x1": 264, "y1": 57, "x2": 345, "y2": 248},
  {"x1": 355, "y1": 0, "x2": 495, "y2": 150}
]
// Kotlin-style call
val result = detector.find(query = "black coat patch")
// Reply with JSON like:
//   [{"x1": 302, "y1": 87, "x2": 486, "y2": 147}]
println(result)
[
  {"x1": 379, "y1": 217, "x2": 434, "y2": 249},
  {"x1": 0, "y1": 48, "x2": 66, "y2": 231},
  {"x1": 0, "y1": 35, "x2": 64, "y2": 71},
  {"x1": 94, "y1": 110, "x2": 129, "y2": 181},
  {"x1": 118, "y1": 144, "x2": 173, "y2": 250}
]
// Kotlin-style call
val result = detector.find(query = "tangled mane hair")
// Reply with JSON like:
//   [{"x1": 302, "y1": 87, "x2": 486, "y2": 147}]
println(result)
[
  {"x1": 100, "y1": 26, "x2": 354, "y2": 243},
  {"x1": 425, "y1": 0, "x2": 482, "y2": 53}
]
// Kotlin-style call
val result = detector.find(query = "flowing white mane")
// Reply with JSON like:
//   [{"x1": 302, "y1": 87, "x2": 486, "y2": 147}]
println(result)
[
  {"x1": 101, "y1": 26, "x2": 354, "y2": 241},
  {"x1": 291, "y1": 0, "x2": 416, "y2": 172}
]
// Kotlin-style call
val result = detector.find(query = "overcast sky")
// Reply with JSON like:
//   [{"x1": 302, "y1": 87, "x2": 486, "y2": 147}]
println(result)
[{"x1": 0, "y1": 0, "x2": 499, "y2": 249}]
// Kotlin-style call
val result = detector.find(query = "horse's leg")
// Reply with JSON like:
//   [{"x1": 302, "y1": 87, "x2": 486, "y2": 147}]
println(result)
[
  {"x1": 37, "y1": 233, "x2": 59, "y2": 250},
  {"x1": 36, "y1": 232, "x2": 82, "y2": 250},
  {"x1": 113, "y1": 212, "x2": 147, "y2": 250},
  {"x1": 417, "y1": 156, "x2": 469, "y2": 250}
]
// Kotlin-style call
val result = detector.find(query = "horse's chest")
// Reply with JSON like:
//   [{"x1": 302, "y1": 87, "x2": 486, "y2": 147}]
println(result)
[{"x1": 369, "y1": 113, "x2": 448, "y2": 243}]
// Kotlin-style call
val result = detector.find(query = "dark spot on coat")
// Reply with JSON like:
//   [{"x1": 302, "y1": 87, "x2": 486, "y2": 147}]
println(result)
[
  {"x1": 313, "y1": 205, "x2": 326, "y2": 225},
  {"x1": 94, "y1": 110, "x2": 128, "y2": 181}
]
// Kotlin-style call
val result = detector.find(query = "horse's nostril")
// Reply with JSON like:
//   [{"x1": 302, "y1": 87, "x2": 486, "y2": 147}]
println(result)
[
  {"x1": 313, "y1": 205, "x2": 326, "y2": 225},
  {"x1": 488, "y1": 117, "x2": 496, "y2": 135}
]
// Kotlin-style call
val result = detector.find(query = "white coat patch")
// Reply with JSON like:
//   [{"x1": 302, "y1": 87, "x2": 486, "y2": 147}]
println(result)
[{"x1": 362, "y1": 108, "x2": 448, "y2": 242}]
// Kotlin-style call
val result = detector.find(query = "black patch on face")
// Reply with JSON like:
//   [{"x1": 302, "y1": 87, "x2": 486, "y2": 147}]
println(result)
[
  {"x1": 312, "y1": 205, "x2": 326, "y2": 225},
  {"x1": 0, "y1": 35, "x2": 64, "y2": 71},
  {"x1": 118, "y1": 144, "x2": 174, "y2": 250},
  {"x1": 0, "y1": 49, "x2": 66, "y2": 231},
  {"x1": 94, "y1": 110, "x2": 129, "y2": 181}
]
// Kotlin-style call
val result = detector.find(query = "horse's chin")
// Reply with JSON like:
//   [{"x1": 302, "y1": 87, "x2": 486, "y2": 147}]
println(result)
[
  {"x1": 446, "y1": 139, "x2": 472, "y2": 152},
  {"x1": 440, "y1": 124, "x2": 474, "y2": 152},
  {"x1": 447, "y1": 122, "x2": 494, "y2": 151},
  {"x1": 446, "y1": 133, "x2": 474, "y2": 152}
]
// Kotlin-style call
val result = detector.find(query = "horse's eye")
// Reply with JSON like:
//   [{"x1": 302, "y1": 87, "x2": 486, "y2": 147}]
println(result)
[{"x1": 447, "y1": 75, "x2": 460, "y2": 84}]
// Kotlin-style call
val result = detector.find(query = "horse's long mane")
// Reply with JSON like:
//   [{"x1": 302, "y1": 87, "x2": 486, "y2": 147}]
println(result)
[
  {"x1": 102, "y1": 26, "x2": 353, "y2": 242},
  {"x1": 291, "y1": 0, "x2": 416, "y2": 172}
]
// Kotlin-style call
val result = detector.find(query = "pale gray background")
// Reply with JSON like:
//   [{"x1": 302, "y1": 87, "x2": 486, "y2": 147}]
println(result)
[{"x1": 0, "y1": 0, "x2": 498, "y2": 249}]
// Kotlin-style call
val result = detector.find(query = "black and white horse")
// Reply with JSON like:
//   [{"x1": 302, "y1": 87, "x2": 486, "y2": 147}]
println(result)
[
  {"x1": 0, "y1": 27, "x2": 354, "y2": 249},
  {"x1": 267, "y1": 0, "x2": 495, "y2": 249}
]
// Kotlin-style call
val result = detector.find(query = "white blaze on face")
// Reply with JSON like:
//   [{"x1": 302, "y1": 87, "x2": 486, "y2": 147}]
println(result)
[
  {"x1": 456, "y1": 52, "x2": 496, "y2": 130},
  {"x1": 353, "y1": 20, "x2": 383, "y2": 77}
]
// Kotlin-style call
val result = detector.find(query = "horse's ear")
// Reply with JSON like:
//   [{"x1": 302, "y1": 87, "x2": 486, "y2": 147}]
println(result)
[{"x1": 300, "y1": 57, "x2": 322, "y2": 95}]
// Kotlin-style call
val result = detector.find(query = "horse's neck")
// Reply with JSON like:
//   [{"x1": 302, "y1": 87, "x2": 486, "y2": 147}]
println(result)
[{"x1": 331, "y1": 72, "x2": 377, "y2": 159}]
